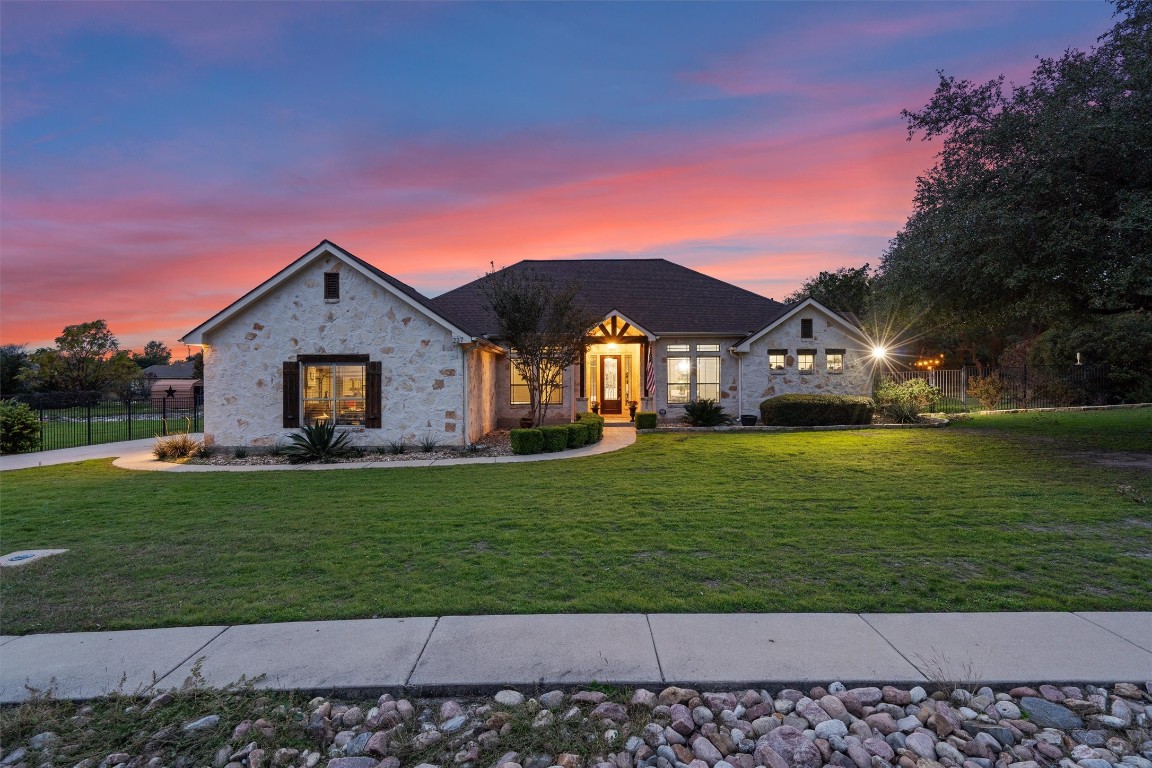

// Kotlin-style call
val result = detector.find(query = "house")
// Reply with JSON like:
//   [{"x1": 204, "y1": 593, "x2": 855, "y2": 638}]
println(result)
[{"x1": 181, "y1": 240, "x2": 874, "y2": 448}]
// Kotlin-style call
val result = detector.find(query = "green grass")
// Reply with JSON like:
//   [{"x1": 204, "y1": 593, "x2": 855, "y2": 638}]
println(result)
[{"x1": 2, "y1": 409, "x2": 1150, "y2": 634}]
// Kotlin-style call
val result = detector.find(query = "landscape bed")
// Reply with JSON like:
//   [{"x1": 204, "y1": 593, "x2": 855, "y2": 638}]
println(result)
[{"x1": 0, "y1": 410, "x2": 1149, "y2": 634}]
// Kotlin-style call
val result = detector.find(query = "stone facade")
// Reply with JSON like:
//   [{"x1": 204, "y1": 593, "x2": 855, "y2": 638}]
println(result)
[
  {"x1": 740, "y1": 305, "x2": 872, "y2": 411},
  {"x1": 202, "y1": 254, "x2": 469, "y2": 448},
  {"x1": 464, "y1": 348, "x2": 499, "y2": 442}
]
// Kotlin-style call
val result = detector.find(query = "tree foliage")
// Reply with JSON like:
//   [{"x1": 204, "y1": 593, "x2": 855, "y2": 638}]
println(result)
[
  {"x1": 18, "y1": 320, "x2": 142, "y2": 394},
  {"x1": 482, "y1": 267, "x2": 599, "y2": 427},
  {"x1": 132, "y1": 340, "x2": 172, "y2": 369},
  {"x1": 0, "y1": 345, "x2": 29, "y2": 396},
  {"x1": 784, "y1": 264, "x2": 875, "y2": 316},
  {"x1": 879, "y1": 0, "x2": 1152, "y2": 327}
]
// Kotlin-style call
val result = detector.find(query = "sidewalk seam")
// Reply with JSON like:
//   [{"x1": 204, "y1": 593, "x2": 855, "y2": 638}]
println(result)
[
  {"x1": 149, "y1": 625, "x2": 232, "y2": 692},
  {"x1": 405, "y1": 616, "x2": 440, "y2": 686},
  {"x1": 1071, "y1": 612, "x2": 1152, "y2": 653},
  {"x1": 857, "y1": 614, "x2": 928, "y2": 682},
  {"x1": 644, "y1": 614, "x2": 666, "y2": 683}
]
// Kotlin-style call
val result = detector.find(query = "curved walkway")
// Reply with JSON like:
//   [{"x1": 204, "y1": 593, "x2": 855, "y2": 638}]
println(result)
[{"x1": 0, "y1": 427, "x2": 636, "y2": 473}]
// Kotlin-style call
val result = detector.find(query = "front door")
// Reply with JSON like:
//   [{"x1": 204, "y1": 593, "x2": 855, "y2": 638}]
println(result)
[{"x1": 600, "y1": 355, "x2": 622, "y2": 414}]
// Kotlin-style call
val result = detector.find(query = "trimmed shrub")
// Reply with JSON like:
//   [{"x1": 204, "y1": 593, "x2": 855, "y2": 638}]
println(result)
[
  {"x1": 0, "y1": 399, "x2": 40, "y2": 455},
  {"x1": 565, "y1": 422, "x2": 590, "y2": 448},
  {"x1": 874, "y1": 377, "x2": 941, "y2": 423},
  {"x1": 510, "y1": 428, "x2": 544, "y2": 455},
  {"x1": 577, "y1": 412, "x2": 605, "y2": 442},
  {"x1": 759, "y1": 394, "x2": 875, "y2": 426},
  {"x1": 681, "y1": 398, "x2": 734, "y2": 426},
  {"x1": 540, "y1": 425, "x2": 570, "y2": 452},
  {"x1": 635, "y1": 411, "x2": 658, "y2": 429}
]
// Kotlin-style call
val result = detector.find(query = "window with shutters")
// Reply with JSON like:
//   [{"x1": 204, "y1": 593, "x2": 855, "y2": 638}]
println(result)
[
  {"x1": 324, "y1": 272, "x2": 340, "y2": 301},
  {"x1": 303, "y1": 363, "x2": 366, "y2": 425},
  {"x1": 800, "y1": 318, "x2": 813, "y2": 338}
]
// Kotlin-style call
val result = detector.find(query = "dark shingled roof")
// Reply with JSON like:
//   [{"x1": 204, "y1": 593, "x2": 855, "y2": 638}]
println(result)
[
  {"x1": 430, "y1": 259, "x2": 786, "y2": 337},
  {"x1": 142, "y1": 361, "x2": 197, "y2": 379}
]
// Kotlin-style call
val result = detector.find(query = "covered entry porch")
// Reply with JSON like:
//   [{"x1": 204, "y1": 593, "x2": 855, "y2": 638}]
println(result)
[{"x1": 577, "y1": 312, "x2": 654, "y2": 419}]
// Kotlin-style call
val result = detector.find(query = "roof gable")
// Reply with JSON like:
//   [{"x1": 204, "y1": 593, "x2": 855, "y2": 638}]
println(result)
[
  {"x1": 181, "y1": 241, "x2": 474, "y2": 344},
  {"x1": 732, "y1": 297, "x2": 864, "y2": 352},
  {"x1": 430, "y1": 259, "x2": 784, "y2": 337}
]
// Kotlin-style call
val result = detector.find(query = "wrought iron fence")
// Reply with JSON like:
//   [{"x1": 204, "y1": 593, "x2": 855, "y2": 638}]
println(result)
[
  {"x1": 14, "y1": 391, "x2": 203, "y2": 452},
  {"x1": 885, "y1": 365, "x2": 1114, "y2": 413}
]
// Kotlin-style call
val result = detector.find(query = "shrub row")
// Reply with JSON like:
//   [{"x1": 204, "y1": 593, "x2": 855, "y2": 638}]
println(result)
[
  {"x1": 759, "y1": 393, "x2": 874, "y2": 426},
  {"x1": 510, "y1": 412, "x2": 606, "y2": 455},
  {"x1": 635, "y1": 411, "x2": 658, "y2": 430}
]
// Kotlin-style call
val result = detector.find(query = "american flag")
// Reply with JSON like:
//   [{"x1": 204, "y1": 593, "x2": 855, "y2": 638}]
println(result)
[{"x1": 644, "y1": 343, "x2": 655, "y2": 397}]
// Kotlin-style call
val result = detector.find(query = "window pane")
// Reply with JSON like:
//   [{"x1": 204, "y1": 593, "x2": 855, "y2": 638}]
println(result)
[
  {"x1": 798, "y1": 353, "x2": 815, "y2": 372},
  {"x1": 334, "y1": 365, "x2": 366, "y2": 425},
  {"x1": 697, "y1": 356, "x2": 720, "y2": 401},
  {"x1": 827, "y1": 353, "x2": 844, "y2": 373},
  {"x1": 510, "y1": 364, "x2": 561, "y2": 404},
  {"x1": 302, "y1": 363, "x2": 366, "y2": 425},
  {"x1": 768, "y1": 350, "x2": 786, "y2": 371},
  {"x1": 667, "y1": 357, "x2": 690, "y2": 403},
  {"x1": 696, "y1": 344, "x2": 720, "y2": 352},
  {"x1": 667, "y1": 344, "x2": 689, "y2": 352}
]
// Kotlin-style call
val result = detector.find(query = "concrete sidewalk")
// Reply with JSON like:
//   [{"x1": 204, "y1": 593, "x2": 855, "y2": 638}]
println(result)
[
  {"x1": 0, "y1": 427, "x2": 636, "y2": 473},
  {"x1": 2, "y1": 612, "x2": 1148, "y2": 703}
]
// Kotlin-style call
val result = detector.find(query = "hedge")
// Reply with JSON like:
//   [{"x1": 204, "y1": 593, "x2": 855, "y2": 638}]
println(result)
[
  {"x1": 759, "y1": 394, "x2": 875, "y2": 426},
  {"x1": 566, "y1": 422, "x2": 590, "y2": 448},
  {"x1": 635, "y1": 411, "x2": 658, "y2": 429},
  {"x1": 510, "y1": 428, "x2": 544, "y2": 455},
  {"x1": 540, "y1": 425, "x2": 570, "y2": 452},
  {"x1": 0, "y1": 399, "x2": 40, "y2": 455},
  {"x1": 577, "y1": 412, "x2": 604, "y2": 442}
]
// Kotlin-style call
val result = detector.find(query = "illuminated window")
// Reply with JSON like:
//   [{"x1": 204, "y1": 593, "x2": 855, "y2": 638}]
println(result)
[
  {"x1": 696, "y1": 344, "x2": 720, "y2": 352},
  {"x1": 827, "y1": 349, "x2": 845, "y2": 373},
  {"x1": 768, "y1": 350, "x2": 786, "y2": 372},
  {"x1": 667, "y1": 357, "x2": 691, "y2": 403},
  {"x1": 667, "y1": 344, "x2": 690, "y2": 352},
  {"x1": 801, "y1": 318, "x2": 813, "y2": 338},
  {"x1": 510, "y1": 365, "x2": 562, "y2": 405},
  {"x1": 797, "y1": 350, "x2": 816, "y2": 374},
  {"x1": 697, "y1": 357, "x2": 721, "y2": 401},
  {"x1": 303, "y1": 363, "x2": 365, "y2": 425}
]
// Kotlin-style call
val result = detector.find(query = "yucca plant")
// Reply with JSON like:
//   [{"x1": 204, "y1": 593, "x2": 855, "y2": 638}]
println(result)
[
  {"x1": 681, "y1": 398, "x2": 734, "y2": 427},
  {"x1": 282, "y1": 421, "x2": 353, "y2": 463}
]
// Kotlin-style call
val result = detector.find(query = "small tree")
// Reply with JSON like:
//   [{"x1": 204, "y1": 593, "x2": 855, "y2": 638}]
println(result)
[
  {"x1": 132, "y1": 340, "x2": 172, "y2": 369},
  {"x1": 483, "y1": 267, "x2": 599, "y2": 427},
  {"x1": 18, "y1": 320, "x2": 141, "y2": 394},
  {"x1": 0, "y1": 344, "x2": 29, "y2": 397}
]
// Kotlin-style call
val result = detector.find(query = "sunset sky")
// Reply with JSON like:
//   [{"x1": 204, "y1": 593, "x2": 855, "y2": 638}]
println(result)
[{"x1": 1, "y1": 1, "x2": 1116, "y2": 354}]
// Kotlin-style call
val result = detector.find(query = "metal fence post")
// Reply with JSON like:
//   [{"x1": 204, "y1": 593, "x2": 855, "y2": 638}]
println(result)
[
  {"x1": 39, "y1": 401, "x2": 45, "y2": 452},
  {"x1": 162, "y1": 397, "x2": 168, "y2": 436},
  {"x1": 127, "y1": 398, "x2": 133, "y2": 441},
  {"x1": 86, "y1": 399, "x2": 93, "y2": 446}
]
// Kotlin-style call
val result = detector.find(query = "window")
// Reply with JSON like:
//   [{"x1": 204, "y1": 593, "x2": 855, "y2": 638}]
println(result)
[
  {"x1": 667, "y1": 357, "x2": 691, "y2": 403},
  {"x1": 768, "y1": 350, "x2": 787, "y2": 373},
  {"x1": 303, "y1": 363, "x2": 365, "y2": 425},
  {"x1": 696, "y1": 344, "x2": 720, "y2": 352},
  {"x1": 697, "y1": 357, "x2": 720, "y2": 400},
  {"x1": 510, "y1": 365, "x2": 562, "y2": 405},
  {"x1": 324, "y1": 272, "x2": 340, "y2": 301},
  {"x1": 800, "y1": 318, "x2": 813, "y2": 338},
  {"x1": 826, "y1": 349, "x2": 845, "y2": 373},
  {"x1": 797, "y1": 350, "x2": 815, "y2": 374},
  {"x1": 667, "y1": 343, "x2": 690, "y2": 352}
]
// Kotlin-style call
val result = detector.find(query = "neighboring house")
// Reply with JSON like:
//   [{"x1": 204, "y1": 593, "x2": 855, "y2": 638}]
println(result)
[
  {"x1": 141, "y1": 361, "x2": 202, "y2": 403},
  {"x1": 181, "y1": 240, "x2": 874, "y2": 448}
]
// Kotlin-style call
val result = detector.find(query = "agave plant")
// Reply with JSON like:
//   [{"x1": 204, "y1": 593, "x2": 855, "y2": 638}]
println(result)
[
  {"x1": 680, "y1": 398, "x2": 734, "y2": 427},
  {"x1": 282, "y1": 420, "x2": 353, "y2": 463}
]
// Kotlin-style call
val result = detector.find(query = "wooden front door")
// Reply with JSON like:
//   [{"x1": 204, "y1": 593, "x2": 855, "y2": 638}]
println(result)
[{"x1": 600, "y1": 355, "x2": 622, "y2": 414}]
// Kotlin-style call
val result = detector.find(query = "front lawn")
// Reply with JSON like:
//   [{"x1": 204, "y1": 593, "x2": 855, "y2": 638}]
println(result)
[{"x1": 2, "y1": 409, "x2": 1149, "y2": 634}]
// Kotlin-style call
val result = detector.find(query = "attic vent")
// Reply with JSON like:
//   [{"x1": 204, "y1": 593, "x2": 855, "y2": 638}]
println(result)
[
  {"x1": 800, "y1": 318, "x2": 813, "y2": 338},
  {"x1": 324, "y1": 273, "x2": 340, "y2": 301}
]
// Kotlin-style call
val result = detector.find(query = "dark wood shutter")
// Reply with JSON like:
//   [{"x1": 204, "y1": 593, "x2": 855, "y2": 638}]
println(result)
[
  {"x1": 283, "y1": 361, "x2": 300, "y2": 428},
  {"x1": 366, "y1": 361, "x2": 382, "y2": 428}
]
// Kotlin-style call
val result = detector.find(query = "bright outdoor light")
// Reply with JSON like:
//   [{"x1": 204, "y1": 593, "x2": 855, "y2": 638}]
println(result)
[{"x1": 871, "y1": 346, "x2": 888, "y2": 359}]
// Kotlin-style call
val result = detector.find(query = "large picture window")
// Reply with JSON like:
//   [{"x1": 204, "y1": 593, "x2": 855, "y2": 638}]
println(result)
[
  {"x1": 667, "y1": 357, "x2": 691, "y2": 403},
  {"x1": 696, "y1": 357, "x2": 720, "y2": 401},
  {"x1": 510, "y1": 365, "x2": 562, "y2": 405},
  {"x1": 303, "y1": 363, "x2": 366, "y2": 425}
]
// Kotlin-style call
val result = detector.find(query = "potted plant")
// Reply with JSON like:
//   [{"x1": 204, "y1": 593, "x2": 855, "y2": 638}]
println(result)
[
  {"x1": 628, "y1": 401, "x2": 639, "y2": 421},
  {"x1": 519, "y1": 415, "x2": 534, "y2": 428},
  {"x1": 591, "y1": 400, "x2": 600, "y2": 414},
  {"x1": 740, "y1": 414, "x2": 758, "y2": 426}
]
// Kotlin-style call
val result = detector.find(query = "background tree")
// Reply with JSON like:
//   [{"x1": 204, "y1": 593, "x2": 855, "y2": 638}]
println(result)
[
  {"x1": 185, "y1": 350, "x2": 204, "y2": 380},
  {"x1": 18, "y1": 320, "x2": 141, "y2": 394},
  {"x1": 878, "y1": 0, "x2": 1151, "y2": 328},
  {"x1": 0, "y1": 344, "x2": 29, "y2": 396},
  {"x1": 784, "y1": 264, "x2": 875, "y2": 316},
  {"x1": 482, "y1": 267, "x2": 599, "y2": 427},
  {"x1": 132, "y1": 340, "x2": 172, "y2": 369}
]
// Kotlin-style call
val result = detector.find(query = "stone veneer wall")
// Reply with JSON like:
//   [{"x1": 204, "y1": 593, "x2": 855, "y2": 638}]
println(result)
[
  {"x1": 202, "y1": 254, "x2": 468, "y2": 448},
  {"x1": 741, "y1": 308, "x2": 872, "y2": 409},
  {"x1": 465, "y1": 348, "x2": 499, "y2": 443},
  {"x1": 652, "y1": 337, "x2": 744, "y2": 422}
]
